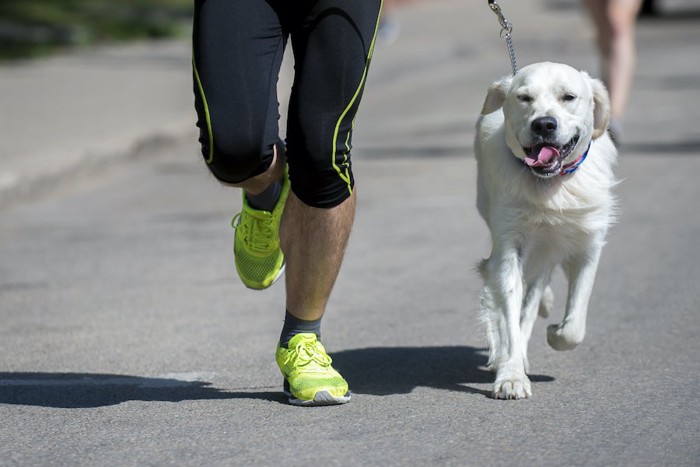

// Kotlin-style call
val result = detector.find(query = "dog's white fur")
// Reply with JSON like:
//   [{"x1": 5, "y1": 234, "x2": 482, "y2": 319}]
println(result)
[{"x1": 475, "y1": 62, "x2": 618, "y2": 399}]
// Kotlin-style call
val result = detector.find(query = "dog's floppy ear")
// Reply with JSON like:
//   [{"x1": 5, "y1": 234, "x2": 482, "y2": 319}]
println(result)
[
  {"x1": 481, "y1": 76, "x2": 512, "y2": 115},
  {"x1": 589, "y1": 75, "x2": 611, "y2": 139}
]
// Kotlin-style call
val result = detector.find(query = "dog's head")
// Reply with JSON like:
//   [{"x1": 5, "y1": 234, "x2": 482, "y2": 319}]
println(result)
[{"x1": 481, "y1": 62, "x2": 610, "y2": 178}]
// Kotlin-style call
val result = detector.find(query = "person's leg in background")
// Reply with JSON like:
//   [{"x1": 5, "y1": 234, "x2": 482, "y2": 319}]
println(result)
[{"x1": 583, "y1": 0, "x2": 643, "y2": 143}]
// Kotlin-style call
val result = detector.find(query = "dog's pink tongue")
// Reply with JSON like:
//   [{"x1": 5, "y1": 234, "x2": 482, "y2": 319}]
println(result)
[{"x1": 525, "y1": 146, "x2": 559, "y2": 167}]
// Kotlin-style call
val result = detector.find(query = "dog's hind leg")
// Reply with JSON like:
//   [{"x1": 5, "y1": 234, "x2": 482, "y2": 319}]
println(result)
[
  {"x1": 547, "y1": 244, "x2": 603, "y2": 351},
  {"x1": 539, "y1": 285, "x2": 554, "y2": 318}
]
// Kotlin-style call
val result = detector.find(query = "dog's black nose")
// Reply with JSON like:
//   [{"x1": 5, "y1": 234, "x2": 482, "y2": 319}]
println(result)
[{"x1": 531, "y1": 117, "x2": 558, "y2": 137}]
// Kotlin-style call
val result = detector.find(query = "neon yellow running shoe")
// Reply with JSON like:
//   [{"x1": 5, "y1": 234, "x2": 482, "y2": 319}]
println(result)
[
  {"x1": 231, "y1": 172, "x2": 290, "y2": 290},
  {"x1": 276, "y1": 333, "x2": 351, "y2": 406}
]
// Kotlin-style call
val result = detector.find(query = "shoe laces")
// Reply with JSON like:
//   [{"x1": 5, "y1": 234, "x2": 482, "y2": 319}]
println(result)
[
  {"x1": 232, "y1": 210, "x2": 276, "y2": 254},
  {"x1": 287, "y1": 338, "x2": 332, "y2": 369}
]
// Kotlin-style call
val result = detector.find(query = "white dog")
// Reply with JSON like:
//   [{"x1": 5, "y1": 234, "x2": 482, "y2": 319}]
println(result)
[{"x1": 475, "y1": 62, "x2": 618, "y2": 399}]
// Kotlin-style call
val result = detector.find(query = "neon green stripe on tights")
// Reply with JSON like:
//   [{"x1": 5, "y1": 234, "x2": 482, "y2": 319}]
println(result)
[
  {"x1": 192, "y1": 53, "x2": 214, "y2": 165},
  {"x1": 331, "y1": 0, "x2": 384, "y2": 196}
]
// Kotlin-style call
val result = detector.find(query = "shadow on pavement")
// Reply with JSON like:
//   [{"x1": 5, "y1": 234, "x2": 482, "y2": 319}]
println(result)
[
  {"x1": 332, "y1": 345, "x2": 554, "y2": 399},
  {"x1": 0, "y1": 373, "x2": 286, "y2": 408},
  {"x1": 0, "y1": 347, "x2": 555, "y2": 406}
]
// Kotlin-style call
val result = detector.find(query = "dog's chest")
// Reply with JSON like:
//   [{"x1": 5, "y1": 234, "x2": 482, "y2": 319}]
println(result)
[
  {"x1": 515, "y1": 190, "x2": 611, "y2": 255},
  {"x1": 525, "y1": 173, "x2": 610, "y2": 219}
]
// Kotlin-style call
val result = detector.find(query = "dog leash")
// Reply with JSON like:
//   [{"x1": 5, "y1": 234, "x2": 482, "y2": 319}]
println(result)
[
  {"x1": 488, "y1": 0, "x2": 518, "y2": 76},
  {"x1": 487, "y1": 2, "x2": 591, "y2": 176}
]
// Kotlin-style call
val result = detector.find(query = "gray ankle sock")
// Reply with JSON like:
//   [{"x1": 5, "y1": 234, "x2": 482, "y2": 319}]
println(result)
[
  {"x1": 246, "y1": 180, "x2": 281, "y2": 212},
  {"x1": 280, "y1": 310, "x2": 322, "y2": 348}
]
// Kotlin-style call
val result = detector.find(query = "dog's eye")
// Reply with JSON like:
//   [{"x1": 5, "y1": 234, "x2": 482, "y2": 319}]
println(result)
[
  {"x1": 562, "y1": 93, "x2": 577, "y2": 102},
  {"x1": 518, "y1": 94, "x2": 533, "y2": 103}
]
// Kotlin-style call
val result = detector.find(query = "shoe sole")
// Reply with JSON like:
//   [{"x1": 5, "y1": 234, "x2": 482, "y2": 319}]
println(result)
[
  {"x1": 283, "y1": 381, "x2": 351, "y2": 406},
  {"x1": 243, "y1": 263, "x2": 285, "y2": 291}
]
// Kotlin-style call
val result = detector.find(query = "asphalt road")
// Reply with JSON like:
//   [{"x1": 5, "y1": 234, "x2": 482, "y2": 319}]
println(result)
[{"x1": 1, "y1": 1, "x2": 699, "y2": 465}]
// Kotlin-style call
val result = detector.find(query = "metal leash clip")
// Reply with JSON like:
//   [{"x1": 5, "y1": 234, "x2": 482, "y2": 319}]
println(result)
[{"x1": 487, "y1": 0, "x2": 518, "y2": 76}]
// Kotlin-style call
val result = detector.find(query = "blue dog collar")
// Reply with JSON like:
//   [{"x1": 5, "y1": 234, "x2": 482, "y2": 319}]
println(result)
[{"x1": 561, "y1": 141, "x2": 591, "y2": 175}]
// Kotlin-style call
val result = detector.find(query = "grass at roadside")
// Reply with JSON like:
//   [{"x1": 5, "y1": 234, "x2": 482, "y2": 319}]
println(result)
[{"x1": 0, "y1": 0, "x2": 193, "y2": 60}]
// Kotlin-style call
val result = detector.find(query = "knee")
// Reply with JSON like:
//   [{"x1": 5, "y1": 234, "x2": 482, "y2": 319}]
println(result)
[
  {"x1": 607, "y1": 5, "x2": 637, "y2": 40},
  {"x1": 207, "y1": 146, "x2": 265, "y2": 185},
  {"x1": 289, "y1": 156, "x2": 354, "y2": 209},
  {"x1": 199, "y1": 129, "x2": 273, "y2": 185}
]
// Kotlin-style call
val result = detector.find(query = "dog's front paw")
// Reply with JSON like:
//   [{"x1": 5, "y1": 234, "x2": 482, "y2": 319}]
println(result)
[
  {"x1": 547, "y1": 322, "x2": 584, "y2": 351},
  {"x1": 493, "y1": 373, "x2": 531, "y2": 400}
]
